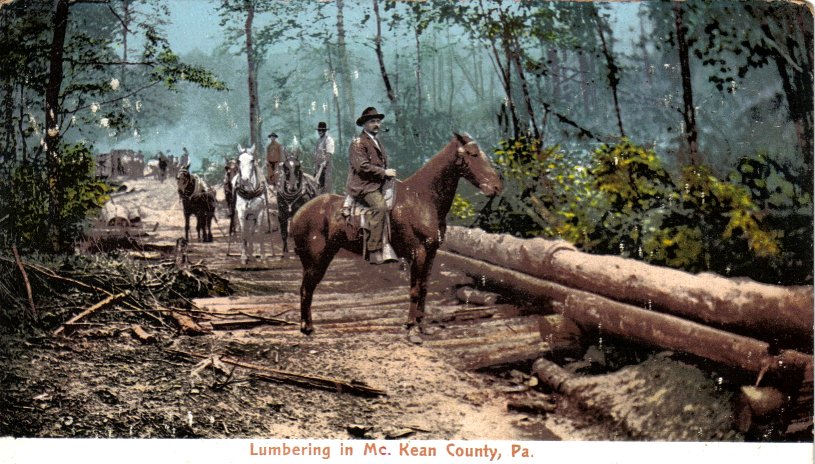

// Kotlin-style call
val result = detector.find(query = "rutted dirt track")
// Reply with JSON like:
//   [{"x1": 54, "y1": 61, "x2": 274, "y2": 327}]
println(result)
[{"x1": 0, "y1": 178, "x2": 752, "y2": 441}]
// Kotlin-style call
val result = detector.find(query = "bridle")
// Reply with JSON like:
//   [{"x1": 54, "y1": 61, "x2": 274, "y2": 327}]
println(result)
[
  {"x1": 278, "y1": 158, "x2": 308, "y2": 213},
  {"x1": 235, "y1": 153, "x2": 265, "y2": 200}
]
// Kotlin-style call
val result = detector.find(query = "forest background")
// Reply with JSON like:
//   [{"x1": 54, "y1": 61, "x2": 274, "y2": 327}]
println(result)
[{"x1": 0, "y1": 0, "x2": 812, "y2": 286}]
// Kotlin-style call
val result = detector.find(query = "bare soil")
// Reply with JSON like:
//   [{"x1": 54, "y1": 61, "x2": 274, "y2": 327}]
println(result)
[{"x1": 0, "y1": 178, "x2": 751, "y2": 441}]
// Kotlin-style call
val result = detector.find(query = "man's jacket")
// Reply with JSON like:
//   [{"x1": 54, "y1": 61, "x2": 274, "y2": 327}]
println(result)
[{"x1": 346, "y1": 132, "x2": 388, "y2": 198}]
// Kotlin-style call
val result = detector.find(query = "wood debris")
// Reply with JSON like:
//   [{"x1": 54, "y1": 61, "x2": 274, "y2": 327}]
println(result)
[
  {"x1": 53, "y1": 291, "x2": 130, "y2": 336},
  {"x1": 167, "y1": 348, "x2": 386, "y2": 397}
]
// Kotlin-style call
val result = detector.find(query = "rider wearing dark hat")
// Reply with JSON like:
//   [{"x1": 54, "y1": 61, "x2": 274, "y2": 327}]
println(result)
[
  {"x1": 266, "y1": 132, "x2": 283, "y2": 185},
  {"x1": 345, "y1": 107, "x2": 397, "y2": 264},
  {"x1": 313, "y1": 122, "x2": 334, "y2": 194}
]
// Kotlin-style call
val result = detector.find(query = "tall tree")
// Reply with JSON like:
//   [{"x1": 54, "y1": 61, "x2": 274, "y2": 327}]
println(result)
[
  {"x1": 372, "y1": 0, "x2": 400, "y2": 127},
  {"x1": 674, "y1": 1, "x2": 699, "y2": 164},
  {"x1": 336, "y1": 0, "x2": 355, "y2": 131},
  {"x1": 594, "y1": 6, "x2": 625, "y2": 138},
  {"x1": 44, "y1": 0, "x2": 71, "y2": 250}
]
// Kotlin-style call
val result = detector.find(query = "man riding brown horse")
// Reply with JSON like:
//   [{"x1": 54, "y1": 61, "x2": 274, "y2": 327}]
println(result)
[{"x1": 344, "y1": 107, "x2": 398, "y2": 265}]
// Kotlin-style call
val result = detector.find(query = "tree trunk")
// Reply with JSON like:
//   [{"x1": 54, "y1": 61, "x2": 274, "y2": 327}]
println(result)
[
  {"x1": 547, "y1": 47, "x2": 560, "y2": 103},
  {"x1": 414, "y1": 26, "x2": 422, "y2": 117},
  {"x1": 121, "y1": 0, "x2": 129, "y2": 86},
  {"x1": 442, "y1": 226, "x2": 814, "y2": 349},
  {"x1": 372, "y1": 0, "x2": 399, "y2": 125},
  {"x1": 500, "y1": 39, "x2": 521, "y2": 138},
  {"x1": 595, "y1": 15, "x2": 625, "y2": 137},
  {"x1": 447, "y1": 36, "x2": 455, "y2": 117},
  {"x1": 764, "y1": 18, "x2": 814, "y2": 193},
  {"x1": 509, "y1": 37, "x2": 539, "y2": 139},
  {"x1": 336, "y1": 0, "x2": 355, "y2": 136},
  {"x1": 674, "y1": 1, "x2": 699, "y2": 164},
  {"x1": 578, "y1": 51, "x2": 591, "y2": 115},
  {"x1": 45, "y1": 0, "x2": 70, "y2": 251},
  {"x1": 2, "y1": 77, "x2": 14, "y2": 158},
  {"x1": 244, "y1": 2, "x2": 261, "y2": 151},
  {"x1": 326, "y1": 43, "x2": 343, "y2": 151}
]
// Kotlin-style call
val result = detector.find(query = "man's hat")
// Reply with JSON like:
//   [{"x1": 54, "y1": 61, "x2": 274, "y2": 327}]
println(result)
[
  {"x1": 317, "y1": 122, "x2": 328, "y2": 131},
  {"x1": 268, "y1": 132, "x2": 278, "y2": 138},
  {"x1": 356, "y1": 107, "x2": 385, "y2": 126}
]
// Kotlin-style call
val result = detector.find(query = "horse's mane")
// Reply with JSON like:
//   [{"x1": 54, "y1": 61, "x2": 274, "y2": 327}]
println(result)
[
  {"x1": 402, "y1": 133, "x2": 466, "y2": 186},
  {"x1": 179, "y1": 169, "x2": 211, "y2": 199}
]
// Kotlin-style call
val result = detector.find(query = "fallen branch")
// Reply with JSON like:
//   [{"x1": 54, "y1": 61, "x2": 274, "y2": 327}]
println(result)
[
  {"x1": 237, "y1": 311, "x2": 295, "y2": 326},
  {"x1": 0, "y1": 256, "x2": 111, "y2": 296},
  {"x1": 130, "y1": 324, "x2": 156, "y2": 344},
  {"x1": 167, "y1": 349, "x2": 386, "y2": 397},
  {"x1": 11, "y1": 245, "x2": 36, "y2": 318},
  {"x1": 506, "y1": 396, "x2": 558, "y2": 414},
  {"x1": 170, "y1": 311, "x2": 209, "y2": 335},
  {"x1": 53, "y1": 291, "x2": 130, "y2": 336}
]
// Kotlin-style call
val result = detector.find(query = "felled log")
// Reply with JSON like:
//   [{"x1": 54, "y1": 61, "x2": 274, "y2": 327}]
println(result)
[
  {"x1": 440, "y1": 251, "x2": 812, "y2": 377},
  {"x1": 455, "y1": 286, "x2": 499, "y2": 306},
  {"x1": 538, "y1": 314, "x2": 584, "y2": 358},
  {"x1": 53, "y1": 291, "x2": 129, "y2": 336},
  {"x1": 100, "y1": 203, "x2": 132, "y2": 227},
  {"x1": 531, "y1": 357, "x2": 589, "y2": 396},
  {"x1": 424, "y1": 316, "x2": 548, "y2": 370},
  {"x1": 736, "y1": 386, "x2": 786, "y2": 433},
  {"x1": 558, "y1": 292, "x2": 812, "y2": 377},
  {"x1": 506, "y1": 396, "x2": 558, "y2": 414},
  {"x1": 443, "y1": 226, "x2": 813, "y2": 348}
]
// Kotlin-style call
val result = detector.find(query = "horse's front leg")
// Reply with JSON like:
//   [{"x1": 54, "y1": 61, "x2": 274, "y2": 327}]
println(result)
[
  {"x1": 279, "y1": 212, "x2": 289, "y2": 256},
  {"x1": 239, "y1": 217, "x2": 249, "y2": 265},
  {"x1": 183, "y1": 210, "x2": 191, "y2": 242},
  {"x1": 299, "y1": 243, "x2": 337, "y2": 335},
  {"x1": 407, "y1": 245, "x2": 438, "y2": 329}
]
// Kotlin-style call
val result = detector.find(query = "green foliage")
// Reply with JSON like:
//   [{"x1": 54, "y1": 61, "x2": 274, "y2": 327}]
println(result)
[
  {"x1": 480, "y1": 137, "x2": 808, "y2": 284},
  {"x1": 449, "y1": 194, "x2": 475, "y2": 222},
  {"x1": 0, "y1": 144, "x2": 110, "y2": 251}
]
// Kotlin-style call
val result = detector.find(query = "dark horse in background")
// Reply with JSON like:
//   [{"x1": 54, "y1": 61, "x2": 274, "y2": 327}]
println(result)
[
  {"x1": 291, "y1": 132, "x2": 502, "y2": 335},
  {"x1": 177, "y1": 165, "x2": 217, "y2": 242},
  {"x1": 277, "y1": 156, "x2": 317, "y2": 255}
]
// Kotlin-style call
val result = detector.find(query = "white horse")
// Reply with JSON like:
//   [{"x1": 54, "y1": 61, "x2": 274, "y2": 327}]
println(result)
[{"x1": 231, "y1": 144, "x2": 272, "y2": 264}]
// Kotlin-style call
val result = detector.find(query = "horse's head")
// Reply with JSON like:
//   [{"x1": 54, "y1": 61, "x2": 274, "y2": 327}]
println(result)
[
  {"x1": 176, "y1": 163, "x2": 193, "y2": 195},
  {"x1": 280, "y1": 156, "x2": 303, "y2": 195},
  {"x1": 452, "y1": 132, "x2": 502, "y2": 197},
  {"x1": 236, "y1": 144, "x2": 257, "y2": 185}
]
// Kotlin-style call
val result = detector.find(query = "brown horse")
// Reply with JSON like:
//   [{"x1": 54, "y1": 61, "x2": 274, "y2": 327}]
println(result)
[
  {"x1": 291, "y1": 132, "x2": 502, "y2": 335},
  {"x1": 177, "y1": 165, "x2": 216, "y2": 243}
]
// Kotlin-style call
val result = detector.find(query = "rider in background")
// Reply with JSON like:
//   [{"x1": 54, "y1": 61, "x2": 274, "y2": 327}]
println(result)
[
  {"x1": 266, "y1": 132, "x2": 283, "y2": 186},
  {"x1": 313, "y1": 121, "x2": 335, "y2": 195}
]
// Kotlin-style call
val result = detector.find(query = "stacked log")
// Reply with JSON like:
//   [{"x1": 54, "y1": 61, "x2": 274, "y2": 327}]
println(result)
[
  {"x1": 439, "y1": 226, "x2": 813, "y2": 436},
  {"x1": 439, "y1": 251, "x2": 811, "y2": 377},
  {"x1": 443, "y1": 226, "x2": 813, "y2": 350}
]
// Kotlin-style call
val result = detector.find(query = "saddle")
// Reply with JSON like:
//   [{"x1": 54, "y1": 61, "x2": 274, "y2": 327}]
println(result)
[{"x1": 340, "y1": 180, "x2": 397, "y2": 261}]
